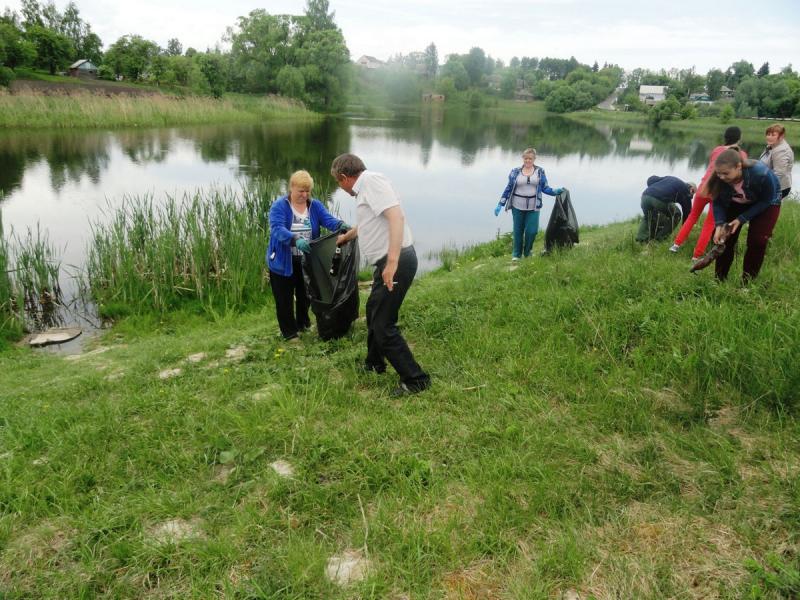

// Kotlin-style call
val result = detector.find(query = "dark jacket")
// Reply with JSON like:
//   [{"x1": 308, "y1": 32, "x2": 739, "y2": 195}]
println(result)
[
  {"x1": 643, "y1": 175, "x2": 692, "y2": 222},
  {"x1": 711, "y1": 160, "x2": 781, "y2": 226},
  {"x1": 499, "y1": 165, "x2": 558, "y2": 212},
  {"x1": 267, "y1": 196, "x2": 343, "y2": 277}
]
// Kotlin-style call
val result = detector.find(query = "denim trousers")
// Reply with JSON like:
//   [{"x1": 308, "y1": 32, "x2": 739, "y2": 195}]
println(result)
[
  {"x1": 366, "y1": 246, "x2": 430, "y2": 389},
  {"x1": 511, "y1": 207, "x2": 540, "y2": 258}
]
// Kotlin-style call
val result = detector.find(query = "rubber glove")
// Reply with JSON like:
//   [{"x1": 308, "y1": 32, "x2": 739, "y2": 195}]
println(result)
[
  {"x1": 494, "y1": 202, "x2": 503, "y2": 217},
  {"x1": 296, "y1": 238, "x2": 311, "y2": 254},
  {"x1": 338, "y1": 222, "x2": 351, "y2": 233},
  {"x1": 555, "y1": 188, "x2": 564, "y2": 194}
]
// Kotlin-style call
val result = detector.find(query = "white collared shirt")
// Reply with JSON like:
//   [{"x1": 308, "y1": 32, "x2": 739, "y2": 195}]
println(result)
[{"x1": 352, "y1": 171, "x2": 413, "y2": 265}]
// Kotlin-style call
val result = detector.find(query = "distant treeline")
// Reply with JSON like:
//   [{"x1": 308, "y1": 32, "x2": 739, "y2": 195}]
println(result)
[{"x1": 0, "y1": 0, "x2": 350, "y2": 112}]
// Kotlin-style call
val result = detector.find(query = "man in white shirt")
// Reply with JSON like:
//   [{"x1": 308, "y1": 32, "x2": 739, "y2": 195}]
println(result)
[{"x1": 331, "y1": 153, "x2": 430, "y2": 396}]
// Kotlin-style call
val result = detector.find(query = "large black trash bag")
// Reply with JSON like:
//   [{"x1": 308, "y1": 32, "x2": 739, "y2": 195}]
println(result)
[
  {"x1": 544, "y1": 188, "x2": 579, "y2": 253},
  {"x1": 302, "y1": 231, "x2": 359, "y2": 340}
]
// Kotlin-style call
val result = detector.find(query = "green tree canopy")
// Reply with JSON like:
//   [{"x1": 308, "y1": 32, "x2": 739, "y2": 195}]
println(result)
[
  {"x1": 104, "y1": 35, "x2": 158, "y2": 80},
  {"x1": 423, "y1": 42, "x2": 437, "y2": 79},
  {"x1": 26, "y1": 24, "x2": 71, "y2": 74}
]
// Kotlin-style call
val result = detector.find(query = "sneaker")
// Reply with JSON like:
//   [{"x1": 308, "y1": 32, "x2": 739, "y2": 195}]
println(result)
[
  {"x1": 669, "y1": 243, "x2": 681, "y2": 253},
  {"x1": 511, "y1": 257, "x2": 520, "y2": 263},
  {"x1": 390, "y1": 380, "x2": 430, "y2": 397}
]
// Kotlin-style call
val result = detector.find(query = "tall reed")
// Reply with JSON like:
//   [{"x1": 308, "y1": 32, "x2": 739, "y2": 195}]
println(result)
[
  {"x1": 85, "y1": 180, "x2": 283, "y2": 316},
  {"x1": 0, "y1": 90, "x2": 319, "y2": 129},
  {"x1": 0, "y1": 213, "x2": 64, "y2": 340},
  {"x1": 0, "y1": 211, "x2": 18, "y2": 340}
]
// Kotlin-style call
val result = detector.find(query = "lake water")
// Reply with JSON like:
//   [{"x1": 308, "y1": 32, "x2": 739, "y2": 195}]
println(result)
[{"x1": 1, "y1": 109, "x2": 796, "y2": 308}]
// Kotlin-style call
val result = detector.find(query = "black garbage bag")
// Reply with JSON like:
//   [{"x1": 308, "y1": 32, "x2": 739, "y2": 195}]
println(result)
[
  {"x1": 544, "y1": 188, "x2": 579, "y2": 252},
  {"x1": 302, "y1": 231, "x2": 359, "y2": 340}
]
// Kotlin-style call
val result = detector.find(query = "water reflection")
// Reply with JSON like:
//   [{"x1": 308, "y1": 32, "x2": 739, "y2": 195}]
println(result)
[{"x1": 0, "y1": 112, "x2": 791, "y2": 289}]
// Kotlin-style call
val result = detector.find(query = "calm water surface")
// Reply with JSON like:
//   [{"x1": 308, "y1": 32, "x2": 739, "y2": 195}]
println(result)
[{"x1": 2, "y1": 109, "x2": 795, "y2": 292}]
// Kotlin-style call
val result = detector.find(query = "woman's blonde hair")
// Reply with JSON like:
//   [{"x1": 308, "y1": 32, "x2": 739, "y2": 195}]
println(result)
[
  {"x1": 522, "y1": 147, "x2": 537, "y2": 158},
  {"x1": 289, "y1": 170, "x2": 313, "y2": 191}
]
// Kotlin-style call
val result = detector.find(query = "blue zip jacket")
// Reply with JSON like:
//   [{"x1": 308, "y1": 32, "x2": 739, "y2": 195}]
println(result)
[
  {"x1": 643, "y1": 175, "x2": 692, "y2": 222},
  {"x1": 711, "y1": 159, "x2": 781, "y2": 225},
  {"x1": 267, "y1": 196, "x2": 343, "y2": 277},
  {"x1": 499, "y1": 165, "x2": 558, "y2": 211}
]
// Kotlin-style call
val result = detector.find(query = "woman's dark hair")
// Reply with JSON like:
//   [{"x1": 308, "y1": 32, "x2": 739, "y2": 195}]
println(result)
[
  {"x1": 723, "y1": 126, "x2": 741, "y2": 146},
  {"x1": 704, "y1": 148, "x2": 744, "y2": 199}
]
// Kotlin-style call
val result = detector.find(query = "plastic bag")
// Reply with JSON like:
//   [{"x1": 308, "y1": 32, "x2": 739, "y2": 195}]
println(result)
[
  {"x1": 302, "y1": 231, "x2": 359, "y2": 340},
  {"x1": 544, "y1": 188, "x2": 579, "y2": 252}
]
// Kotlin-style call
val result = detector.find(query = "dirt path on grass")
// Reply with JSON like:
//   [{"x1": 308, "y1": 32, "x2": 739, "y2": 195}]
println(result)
[{"x1": 10, "y1": 78, "x2": 163, "y2": 97}]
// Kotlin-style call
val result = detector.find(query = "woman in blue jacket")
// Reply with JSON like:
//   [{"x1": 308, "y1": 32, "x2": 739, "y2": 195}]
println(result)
[
  {"x1": 706, "y1": 149, "x2": 781, "y2": 282},
  {"x1": 268, "y1": 170, "x2": 346, "y2": 339},
  {"x1": 494, "y1": 148, "x2": 563, "y2": 261}
]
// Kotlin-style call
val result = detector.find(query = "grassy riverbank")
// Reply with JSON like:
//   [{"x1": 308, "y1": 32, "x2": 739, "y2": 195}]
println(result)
[
  {"x1": 0, "y1": 90, "x2": 318, "y2": 129},
  {"x1": 1, "y1": 203, "x2": 799, "y2": 597},
  {"x1": 566, "y1": 108, "x2": 800, "y2": 139}
]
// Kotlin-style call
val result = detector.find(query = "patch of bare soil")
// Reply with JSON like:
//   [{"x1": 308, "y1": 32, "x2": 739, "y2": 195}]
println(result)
[
  {"x1": 442, "y1": 559, "x2": 501, "y2": 599},
  {"x1": 11, "y1": 78, "x2": 163, "y2": 97}
]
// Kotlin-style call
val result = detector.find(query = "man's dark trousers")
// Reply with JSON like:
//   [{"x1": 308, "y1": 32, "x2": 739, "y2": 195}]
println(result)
[{"x1": 365, "y1": 245, "x2": 430, "y2": 390}]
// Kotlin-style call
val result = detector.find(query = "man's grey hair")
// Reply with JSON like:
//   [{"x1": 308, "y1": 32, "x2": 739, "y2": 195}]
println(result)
[{"x1": 330, "y1": 153, "x2": 366, "y2": 178}]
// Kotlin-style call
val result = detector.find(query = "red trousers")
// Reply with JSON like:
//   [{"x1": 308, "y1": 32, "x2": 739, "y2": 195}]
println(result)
[{"x1": 673, "y1": 194, "x2": 716, "y2": 258}]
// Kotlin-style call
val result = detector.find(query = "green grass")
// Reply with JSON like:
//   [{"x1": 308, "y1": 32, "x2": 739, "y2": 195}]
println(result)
[
  {"x1": 566, "y1": 107, "x2": 800, "y2": 139},
  {"x1": 1, "y1": 202, "x2": 799, "y2": 597},
  {"x1": 0, "y1": 89, "x2": 319, "y2": 129}
]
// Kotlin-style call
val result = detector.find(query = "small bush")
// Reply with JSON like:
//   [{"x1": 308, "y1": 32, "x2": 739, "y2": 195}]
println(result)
[{"x1": 0, "y1": 66, "x2": 15, "y2": 87}]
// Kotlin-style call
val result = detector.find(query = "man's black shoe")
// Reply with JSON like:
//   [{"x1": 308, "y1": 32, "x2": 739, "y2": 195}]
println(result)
[
  {"x1": 362, "y1": 362, "x2": 386, "y2": 374},
  {"x1": 390, "y1": 381, "x2": 430, "y2": 397}
]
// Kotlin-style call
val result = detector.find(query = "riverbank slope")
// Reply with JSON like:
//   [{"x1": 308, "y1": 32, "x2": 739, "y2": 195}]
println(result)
[
  {"x1": 1, "y1": 204, "x2": 798, "y2": 597},
  {"x1": 0, "y1": 81, "x2": 318, "y2": 129}
]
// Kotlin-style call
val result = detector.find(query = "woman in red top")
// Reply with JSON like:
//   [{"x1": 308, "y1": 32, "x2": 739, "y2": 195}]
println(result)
[{"x1": 670, "y1": 126, "x2": 746, "y2": 260}]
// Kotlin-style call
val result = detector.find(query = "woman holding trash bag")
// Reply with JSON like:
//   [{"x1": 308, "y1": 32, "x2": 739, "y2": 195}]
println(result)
[
  {"x1": 759, "y1": 123, "x2": 794, "y2": 199},
  {"x1": 267, "y1": 170, "x2": 348, "y2": 340},
  {"x1": 670, "y1": 126, "x2": 747, "y2": 261},
  {"x1": 705, "y1": 149, "x2": 781, "y2": 282},
  {"x1": 494, "y1": 147, "x2": 563, "y2": 261}
]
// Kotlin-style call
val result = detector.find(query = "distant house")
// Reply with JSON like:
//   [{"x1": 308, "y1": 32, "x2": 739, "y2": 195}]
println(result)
[
  {"x1": 356, "y1": 55, "x2": 384, "y2": 69},
  {"x1": 422, "y1": 93, "x2": 445, "y2": 102},
  {"x1": 486, "y1": 74, "x2": 502, "y2": 91},
  {"x1": 689, "y1": 93, "x2": 712, "y2": 104},
  {"x1": 639, "y1": 85, "x2": 667, "y2": 105},
  {"x1": 68, "y1": 59, "x2": 98, "y2": 79},
  {"x1": 514, "y1": 89, "x2": 534, "y2": 102},
  {"x1": 720, "y1": 85, "x2": 735, "y2": 98}
]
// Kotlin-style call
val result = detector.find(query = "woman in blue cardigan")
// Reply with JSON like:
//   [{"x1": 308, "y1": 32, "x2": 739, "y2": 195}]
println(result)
[
  {"x1": 268, "y1": 170, "x2": 346, "y2": 340},
  {"x1": 494, "y1": 147, "x2": 563, "y2": 261}
]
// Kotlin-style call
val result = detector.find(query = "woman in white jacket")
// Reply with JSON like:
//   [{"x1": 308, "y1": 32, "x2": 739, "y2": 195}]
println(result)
[{"x1": 759, "y1": 123, "x2": 794, "y2": 199}]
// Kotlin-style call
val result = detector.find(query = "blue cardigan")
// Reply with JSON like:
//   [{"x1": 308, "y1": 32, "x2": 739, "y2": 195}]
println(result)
[
  {"x1": 267, "y1": 196, "x2": 343, "y2": 277},
  {"x1": 499, "y1": 165, "x2": 558, "y2": 212},
  {"x1": 711, "y1": 160, "x2": 781, "y2": 225}
]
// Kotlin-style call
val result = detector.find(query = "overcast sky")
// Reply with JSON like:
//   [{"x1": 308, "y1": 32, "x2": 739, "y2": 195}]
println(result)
[{"x1": 5, "y1": 0, "x2": 800, "y2": 74}]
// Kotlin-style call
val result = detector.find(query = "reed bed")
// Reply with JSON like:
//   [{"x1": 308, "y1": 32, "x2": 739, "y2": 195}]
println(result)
[
  {"x1": 85, "y1": 180, "x2": 284, "y2": 316},
  {"x1": 0, "y1": 213, "x2": 64, "y2": 342},
  {"x1": 0, "y1": 89, "x2": 318, "y2": 129}
]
